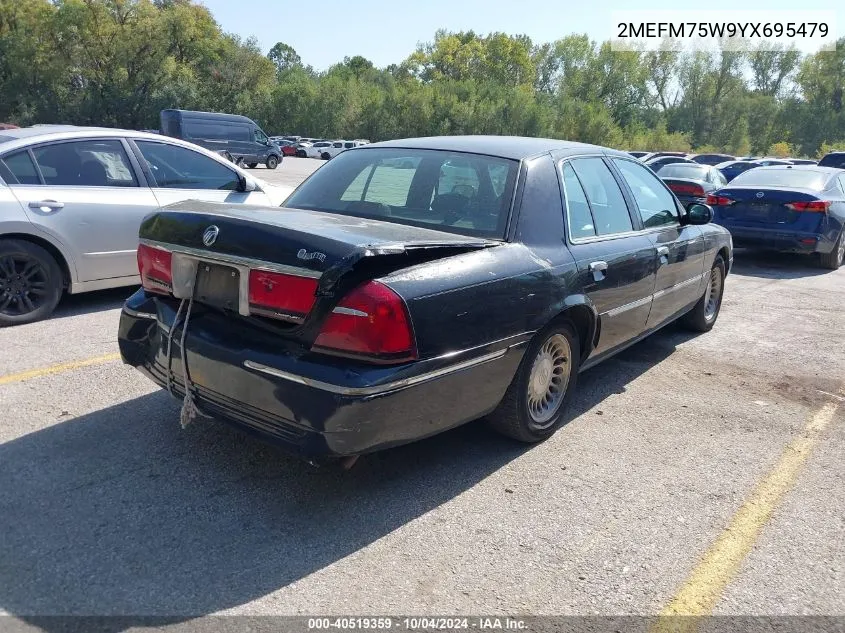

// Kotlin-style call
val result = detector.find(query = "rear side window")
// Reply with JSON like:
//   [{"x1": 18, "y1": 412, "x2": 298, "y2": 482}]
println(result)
[
  {"x1": 569, "y1": 158, "x2": 633, "y2": 235},
  {"x1": 184, "y1": 121, "x2": 250, "y2": 142},
  {"x1": 1, "y1": 151, "x2": 40, "y2": 185},
  {"x1": 817, "y1": 154, "x2": 845, "y2": 169},
  {"x1": 31, "y1": 140, "x2": 137, "y2": 187},
  {"x1": 561, "y1": 163, "x2": 595, "y2": 239},
  {"x1": 613, "y1": 158, "x2": 679, "y2": 228},
  {"x1": 135, "y1": 141, "x2": 239, "y2": 190}
]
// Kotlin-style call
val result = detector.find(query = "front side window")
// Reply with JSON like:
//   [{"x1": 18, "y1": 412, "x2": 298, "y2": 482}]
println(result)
[
  {"x1": 0, "y1": 150, "x2": 40, "y2": 185},
  {"x1": 30, "y1": 140, "x2": 137, "y2": 187},
  {"x1": 135, "y1": 141, "x2": 239, "y2": 190},
  {"x1": 613, "y1": 158, "x2": 679, "y2": 228},
  {"x1": 568, "y1": 158, "x2": 633, "y2": 235},
  {"x1": 254, "y1": 128, "x2": 269, "y2": 144},
  {"x1": 285, "y1": 148, "x2": 518, "y2": 238}
]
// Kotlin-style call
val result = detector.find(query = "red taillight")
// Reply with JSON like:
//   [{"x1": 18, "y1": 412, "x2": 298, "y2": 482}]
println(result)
[
  {"x1": 137, "y1": 243, "x2": 172, "y2": 294},
  {"x1": 313, "y1": 281, "x2": 416, "y2": 363},
  {"x1": 706, "y1": 195, "x2": 735, "y2": 206},
  {"x1": 668, "y1": 183, "x2": 705, "y2": 196},
  {"x1": 785, "y1": 200, "x2": 831, "y2": 212},
  {"x1": 248, "y1": 270, "x2": 318, "y2": 322}
]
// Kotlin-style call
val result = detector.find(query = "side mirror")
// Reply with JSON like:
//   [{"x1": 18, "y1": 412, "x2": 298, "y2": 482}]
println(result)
[
  {"x1": 238, "y1": 175, "x2": 259, "y2": 193},
  {"x1": 685, "y1": 203, "x2": 714, "y2": 225}
]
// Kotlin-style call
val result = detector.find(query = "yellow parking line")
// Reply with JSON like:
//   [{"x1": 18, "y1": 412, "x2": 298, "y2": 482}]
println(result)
[
  {"x1": 652, "y1": 400, "x2": 840, "y2": 631},
  {"x1": 0, "y1": 352, "x2": 122, "y2": 386}
]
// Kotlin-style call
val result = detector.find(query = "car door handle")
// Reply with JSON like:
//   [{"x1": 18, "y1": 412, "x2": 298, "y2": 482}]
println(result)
[
  {"x1": 588, "y1": 260, "x2": 608, "y2": 282},
  {"x1": 656, "y1": 246, "x2": 670, "y2": 265},
  {"x1": 29, "y1": 200, "x2": 64, "y2": 212}
]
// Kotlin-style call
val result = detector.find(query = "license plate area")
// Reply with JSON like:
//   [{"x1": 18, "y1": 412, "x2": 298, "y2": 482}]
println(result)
[
  {"x1": 195, "y1": 261, "x2": 240, "y2": 311},
  {"x1": 745, "y1": 203, "x2": 771, "y2": 217}
]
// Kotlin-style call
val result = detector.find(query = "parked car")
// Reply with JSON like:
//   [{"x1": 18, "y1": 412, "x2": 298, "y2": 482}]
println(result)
[
  {"x1": 118, "y1": 135, "x2": 731, "y2": 462},
  {"x1": 655, "y1": 162, "x2": 728, "y2": 208},
  {"x1": 0, "y1": 126, "x2": 291, "y2": 325},
  {"x1": 818, "y1": 151, "x2": 845, "y2": 169},
  {"x1": 304, "y1": 140, "x2": 335, "y2": 159},
  {"x1": 276, "y1": 140, "x2": 298, "y2": 157},
  {"x1": 688, "y1": 153, "x2": 735, "y2": 166},
  {"x1": 755, "y1": 157, "x2": 793, "y2": 167},
  {"x1": 159, "y1": 109, "x2": 282, "y2": 170},
  {"x1": 639, "y1": 151, "x2": 687, "y2": 163},
  {"x1": 321, "y1": 140, "x2": 368, "y2": 160},
  {"x1": 644, "y1": 155, "x2": 696, "y2": 171},
  {"x1": 715, "y1": 160, "x2": 762, "y2": 182},
  {"x1": 787, "y1": 158, "x2": 818, "y2": 166},
  {"x1": 708, "y1": 166, "x2": 845, "y2": 269}
]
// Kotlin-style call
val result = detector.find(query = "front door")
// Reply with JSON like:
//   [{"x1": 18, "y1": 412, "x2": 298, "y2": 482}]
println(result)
[
  {"x1": 610, "y1": 157, "x2": 707, "y2": 327},
  {"x1": 1, "y1": 138, "x2": 159, "y2": 281},
  {"x1": 560, "y1": 158, "x2": 657, "y2": 356}
]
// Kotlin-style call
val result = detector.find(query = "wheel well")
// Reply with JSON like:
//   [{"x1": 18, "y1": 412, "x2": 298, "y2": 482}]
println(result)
[
  {"x1": 0, "y1": 233, "x2": 72, "y2": 289},
  {"x1": 717, "y1": 246, "x2": 730, "y2": 273},
  {"x1": 553, "y1": 304, "x2": 596, "y2": 363}
]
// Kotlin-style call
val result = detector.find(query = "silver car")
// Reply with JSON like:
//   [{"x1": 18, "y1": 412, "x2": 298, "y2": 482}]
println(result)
[{"x1": 0, "y1": 126, "x2": 291, "y2": 325}]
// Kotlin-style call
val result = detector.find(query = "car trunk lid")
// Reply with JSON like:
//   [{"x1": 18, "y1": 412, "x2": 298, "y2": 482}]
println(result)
[
  {"x1": 709, "y1": 186, "x2": 827, "y2": 231},
  {"x1": 138, "y1": 200, "x2": 498, "y2": 328}
]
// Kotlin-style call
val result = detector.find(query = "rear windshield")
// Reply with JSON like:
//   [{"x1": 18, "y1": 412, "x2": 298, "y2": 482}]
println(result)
[
  {"x1": 730, "y1": 169, "x2": 830, "y2": 190},
  {"x1": 284, "y1": 148, "x2": 519, "y2": 238},
  {"x1": 658, "y1": 164, "x2": 709, "y2": 179}
]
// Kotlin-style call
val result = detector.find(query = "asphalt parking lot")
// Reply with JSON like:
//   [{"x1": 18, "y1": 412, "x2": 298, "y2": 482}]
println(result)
[{"x1": 0, "y1": 156, "x2": 843, "y2": 625}]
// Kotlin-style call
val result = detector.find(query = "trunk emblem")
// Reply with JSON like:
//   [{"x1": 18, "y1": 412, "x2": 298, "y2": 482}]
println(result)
[
  {"x1": 297, "y1": 248, "x2": 326, "y2": 263},
  {"x1": 202, "y1": 225, "x2": 220, "y2": 247},
  {"x1": 756, "y1": 192, "x2": 764, "y2": 198}
]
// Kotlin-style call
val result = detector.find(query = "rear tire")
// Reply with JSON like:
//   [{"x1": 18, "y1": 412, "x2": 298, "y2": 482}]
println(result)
[
  {"x1": 265, "y1": 155, "x2": 279, "y2": 170},
  {"x1": 488, "y1": 321, "x2": 580, "y2": 443},
  {"x1": 0, "y1": 239, "x2": 64, "y2": 326},
  {"x1": 681, "y1": 255, "x2": 725, "y2": 333},
  {"x1": 247, "y1": 162, "x2": 258, "y2": 169},
  {"x1": 819, "y1": 231, "x2": 844, "y2": 270}
]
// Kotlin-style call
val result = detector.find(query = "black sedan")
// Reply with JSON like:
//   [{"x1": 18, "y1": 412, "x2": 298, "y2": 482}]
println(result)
[
  {"x1": 656, "y1": 162, "x2": 728, "y2": 208},
  {"x1": 118, "y1": 136, "x2": 733, "y2": 462}
]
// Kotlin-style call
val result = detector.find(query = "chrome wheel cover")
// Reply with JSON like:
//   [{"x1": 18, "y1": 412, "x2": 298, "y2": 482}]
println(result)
[
  {"x1": 704, "y1": 266, "x2": 722, "y2": 321},
  {"x1": 526, "y1": 334, "x2": 572, "y2": 428}
]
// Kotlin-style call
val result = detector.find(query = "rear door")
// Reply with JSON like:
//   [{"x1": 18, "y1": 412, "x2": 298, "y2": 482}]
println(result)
[
  {"x1": 612, "y1": 157, "x2": 706, "y2": 328},
  {"x1": 131, "y1": 139, "x2": 271, "y2": 208},
  {"x1": 560, "y1": 157, "x2": 656, "y2": 356},
  {"x1": 1, "y1": 138, "x2": 159, "y2": 281}
]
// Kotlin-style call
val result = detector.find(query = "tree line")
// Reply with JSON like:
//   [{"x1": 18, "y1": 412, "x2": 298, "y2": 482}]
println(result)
[{"x1": 1, "y1": 0, "x2": 844, "y2": 158}]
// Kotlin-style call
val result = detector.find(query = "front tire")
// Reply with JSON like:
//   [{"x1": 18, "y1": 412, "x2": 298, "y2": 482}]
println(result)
[
  {"x1": 0, "y1": 239, "x2": 64, "y2": 326},
  {"x1": 681, "y1": 255, "x2": 725, "y2": 332},
  {"x1": 321, "y1": 152, "x2": 331, "y2": 161},
  {"x1": 265, "y1": 155, "x2": 279, "y2": 170},
  {"x1": 819, "y1": 231, "x2": 844, "y2": 270},
  {"x1": 488, "y1": 321, "x2": 580, "y2": 443}
]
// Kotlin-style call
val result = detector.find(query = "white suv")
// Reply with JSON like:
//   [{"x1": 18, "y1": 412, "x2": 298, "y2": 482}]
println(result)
[
  {"x1": 304, "y1": 141, "x2": 333, "y2": 159},
  {"x1": 321, "y1": 141, "x2": 366, "y2": 160}
]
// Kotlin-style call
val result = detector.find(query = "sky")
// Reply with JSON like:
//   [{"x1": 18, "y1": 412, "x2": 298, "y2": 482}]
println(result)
[{"x1": 198, "y1": 0, "x2": 842, "y2": 70}]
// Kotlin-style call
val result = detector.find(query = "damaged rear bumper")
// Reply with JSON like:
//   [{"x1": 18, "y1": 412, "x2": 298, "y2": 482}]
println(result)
[{"x1": 118, "y1": 289, "x2": 526, "y2": 459}]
